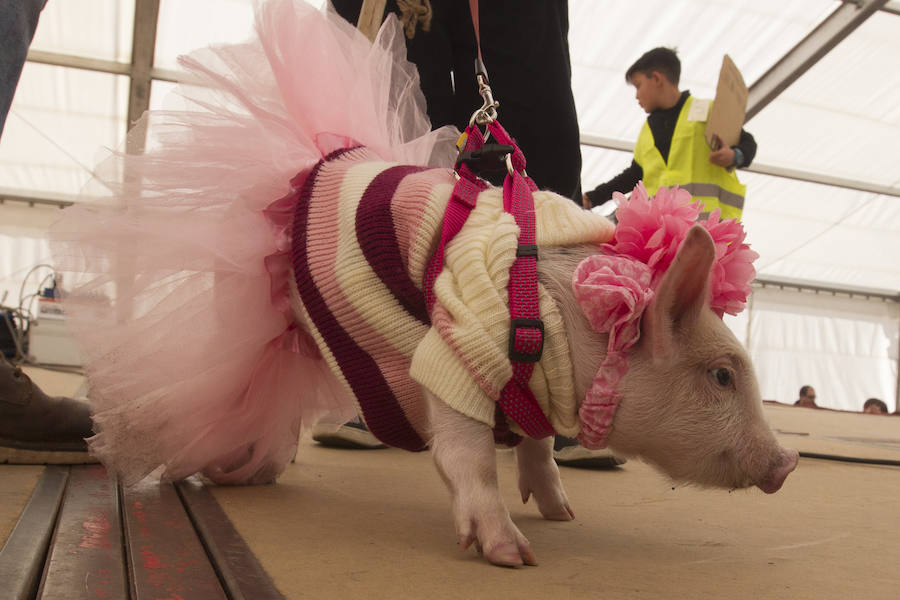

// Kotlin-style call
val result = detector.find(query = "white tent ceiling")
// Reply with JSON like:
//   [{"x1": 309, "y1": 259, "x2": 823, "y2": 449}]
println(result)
[
  {"x1": 1, "y1": 0, "x2": 899, "y2": 301},
  {"x1": 572, "y1": 0, "x2": 900, "y2": 295}
]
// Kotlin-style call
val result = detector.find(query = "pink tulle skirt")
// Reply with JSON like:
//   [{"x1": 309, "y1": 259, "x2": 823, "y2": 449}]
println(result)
[{"x1": 49, "y1": 0, "x2": 458, "y2": 484}]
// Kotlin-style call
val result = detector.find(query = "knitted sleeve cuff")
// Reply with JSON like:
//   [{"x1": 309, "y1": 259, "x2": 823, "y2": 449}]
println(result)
[{"x1": 410, "y1": 327, "x2": 498, "y2": 428}]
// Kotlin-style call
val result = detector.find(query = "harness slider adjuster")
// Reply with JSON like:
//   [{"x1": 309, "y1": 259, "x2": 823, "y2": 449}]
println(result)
[
  {"x1": 515, "y1": 244, "x2": 538, "y2": 258},
  {"x1": 508, "y1": 318, "x2": 544, "y2": 364}
]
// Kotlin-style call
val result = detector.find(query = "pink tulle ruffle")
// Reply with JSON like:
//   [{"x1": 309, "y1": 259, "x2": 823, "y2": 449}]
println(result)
[{"x1": 49, "y1": 0, "x2": 455, "y2": 485}]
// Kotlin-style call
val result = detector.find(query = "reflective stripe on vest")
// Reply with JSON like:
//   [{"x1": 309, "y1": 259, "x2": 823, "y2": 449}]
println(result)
[{"x1": 634, "y1": 96, "x2": 746, "y2": 221}]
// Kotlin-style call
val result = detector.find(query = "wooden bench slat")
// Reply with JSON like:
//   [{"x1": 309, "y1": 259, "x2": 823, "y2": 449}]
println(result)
[
  {"x1": 122, "y1": 479, "x2": 227, "y2": 600},
  {"x1": 0, "y1": 466, "x2": 68, "y2": 600},
  {"x1": 36, "y1": 465, "x2": 127, "y2": 599},
  {"x1": 177, "y1": 478, "x2": 285, "y2": 600}
]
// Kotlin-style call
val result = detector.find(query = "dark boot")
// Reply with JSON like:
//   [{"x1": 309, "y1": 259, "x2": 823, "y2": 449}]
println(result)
[
  {"x1": 552, "y1": 435, "x2": 626, "y2": 469},
  {"x1": 0, "y1": 356, "x2": 93, "y2": 453}
]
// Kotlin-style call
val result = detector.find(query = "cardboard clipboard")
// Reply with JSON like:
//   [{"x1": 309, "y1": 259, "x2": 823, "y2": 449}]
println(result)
[{"x1": 705, "y1": 55, "x2": 747, "y2": 150}]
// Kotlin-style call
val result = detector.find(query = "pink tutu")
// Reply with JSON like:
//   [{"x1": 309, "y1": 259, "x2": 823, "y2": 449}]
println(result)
[{"x1": 49, "y1": 0, "x2": 458, "y2": 484}]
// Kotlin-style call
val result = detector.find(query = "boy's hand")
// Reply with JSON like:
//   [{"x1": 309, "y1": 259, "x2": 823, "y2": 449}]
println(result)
[{"x1": 708, "y1": 133, "x2": 735, "y2": 167}]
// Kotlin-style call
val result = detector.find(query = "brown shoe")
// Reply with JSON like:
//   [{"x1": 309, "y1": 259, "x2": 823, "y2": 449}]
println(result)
[{"x1": 0, "y1": 357, "x2": 94, "y2": 457}]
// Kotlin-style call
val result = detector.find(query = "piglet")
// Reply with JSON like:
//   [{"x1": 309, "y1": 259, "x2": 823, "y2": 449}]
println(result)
[{"x1": 426, "y1": 225, "x2": 798, "y2": 567}]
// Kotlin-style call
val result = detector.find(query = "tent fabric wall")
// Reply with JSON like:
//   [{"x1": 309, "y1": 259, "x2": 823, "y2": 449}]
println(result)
[
  {"x1": 744, "y1": 286, "x2": 899, "y2": 412},
  {"x1": 1, "y1": 0, "x2": 898, "y2": 421}
]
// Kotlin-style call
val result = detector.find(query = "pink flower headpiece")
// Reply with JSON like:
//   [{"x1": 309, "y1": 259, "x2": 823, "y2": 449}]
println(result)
[{"x1": 573, "y1": 184, "x2": 758, "y2": 449}]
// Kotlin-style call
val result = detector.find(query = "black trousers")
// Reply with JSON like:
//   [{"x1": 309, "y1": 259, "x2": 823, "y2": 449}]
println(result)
[{"x1": 331, "y1": 0, "x2": 582, "y2": 202}]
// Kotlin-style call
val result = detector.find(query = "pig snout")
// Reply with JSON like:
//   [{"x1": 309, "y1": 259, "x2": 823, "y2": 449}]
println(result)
[{"x1": 755, "y1": 447, "x2": 798, "y2": 494}]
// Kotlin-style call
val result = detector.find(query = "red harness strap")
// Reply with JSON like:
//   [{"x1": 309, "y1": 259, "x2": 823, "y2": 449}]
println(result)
[
  {"x1": 422, "y1": 118, "x2": 555, "y2": 440},
  {"x1": 488, "y1": 121, "x2": 555, "y2": 439},
  {"x1": 423, "y1": 125, "x2": 488, "y2": 312}
]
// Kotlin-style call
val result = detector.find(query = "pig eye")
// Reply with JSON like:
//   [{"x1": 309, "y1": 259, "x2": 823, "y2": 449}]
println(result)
[{"x1": 710, "y1": 368, "x2": 733, "y2": 387}]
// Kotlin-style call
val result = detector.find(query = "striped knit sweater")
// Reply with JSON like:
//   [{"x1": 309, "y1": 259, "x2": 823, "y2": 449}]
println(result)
[{"x1": 290, "y1": 147, "x2": 615, "y2": 449}]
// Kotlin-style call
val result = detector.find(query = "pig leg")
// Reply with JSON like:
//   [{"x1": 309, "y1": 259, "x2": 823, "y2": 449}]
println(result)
[
  {"x1": 515, "y1": 436, "x2": 575, "y2": 521},
  {"x1": 426, "y1": 391, "x2": 537, "y2": 567}
]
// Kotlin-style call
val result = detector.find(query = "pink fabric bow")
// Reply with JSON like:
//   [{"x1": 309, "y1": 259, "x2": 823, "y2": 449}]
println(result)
[{"x1": 573, "y1": 255, "x2": 654, "y2": 449}]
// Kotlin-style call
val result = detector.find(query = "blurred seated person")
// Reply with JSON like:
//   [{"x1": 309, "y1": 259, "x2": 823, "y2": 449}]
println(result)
[
  {"x1": 794, "y1": 385, "x2": 818, "y2": 409},
  {"x1": 862, "y1": 398, "x2": 888, "y2": 414}
]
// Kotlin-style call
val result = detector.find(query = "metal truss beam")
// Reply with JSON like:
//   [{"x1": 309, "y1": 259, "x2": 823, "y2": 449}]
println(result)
[
  {"x1": 23, "y1": 1, "x2": 900, "y2": 105},
  {"x1": 11, "y1": 133, "x2": 897, "y2": 210},
  {"x1": 127, "y1": 0, "x2": 161, "y2": 134},
  {"x1": 883, "y1": 1, "x2": 900, "y2": 16},
  {"x1": 579, "y1": 135, "x2": 900, "y2": 198},
  {"x1": 0, "y1": 189, "x2": 79, "y2": 209},
  {"x1": 745, "y1": 162, "x2": 900, "y2": 198},
  {"x1": 24, "y1": 49, "x2": 184, "y2": 84},
  {"x1": 25, "y1": 50, "x2": 131, "y2": 76},
  {"x1": 580, "y1": 134, "x2": 632, "y2": 153},
  {"x1": 745, "y1": 0, "x2": 888, "y2": 121},
  {"x1": 754, "y1": 275, "x2": 899, "y2": 303}
]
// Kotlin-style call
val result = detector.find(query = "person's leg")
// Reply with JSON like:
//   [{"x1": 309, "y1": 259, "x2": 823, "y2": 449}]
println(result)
[
  {"x1": 399, "y1": 0, "x2": 456, "y2": 130},
  {"x1": 0, "y1": 0, "x2": 95, "y2": 464},
  {"x1": 0, "y1": 0, "x2": 48, "y2": 139},
  {"x1": 475, "y1": 0, "x2": 582, "y2": 201}
]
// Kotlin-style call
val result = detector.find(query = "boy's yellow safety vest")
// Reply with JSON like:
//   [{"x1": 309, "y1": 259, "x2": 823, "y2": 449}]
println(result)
[{"x1": 634, "y1": 96, "x2": 745, "y2": 220}]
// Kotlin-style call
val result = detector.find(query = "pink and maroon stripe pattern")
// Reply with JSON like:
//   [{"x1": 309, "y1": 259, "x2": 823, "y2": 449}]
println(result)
[
  {"x1": 356, "y1": 166, "x2": 431, "y2": 325},
  {"x1": 290, "y1": 148, "x2": 450, "y2": 451}
]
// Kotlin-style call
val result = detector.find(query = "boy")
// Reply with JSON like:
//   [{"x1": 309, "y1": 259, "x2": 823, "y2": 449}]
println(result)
[{"x1": 584, "y1": 47, "x2": 756, "y2": 220}]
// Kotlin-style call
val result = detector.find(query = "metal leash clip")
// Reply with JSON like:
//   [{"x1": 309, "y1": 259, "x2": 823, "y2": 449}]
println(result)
[
  {"x1": 456, "y1": 57, "x2": 521, "y2": 178},
  {"x1": 469, "y1": 57, "x2": 499, "y2": 126}
]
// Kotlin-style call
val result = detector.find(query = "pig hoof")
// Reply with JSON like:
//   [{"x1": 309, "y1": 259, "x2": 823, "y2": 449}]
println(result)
[
  {"x1": 519, "y1": 482, "x2": 575, "y2": 521},
  {"x1": 458, "y1": 533, "x2": 477, "y2": 551},
  {"x1": 518, "y1": 462, "x2": 575, "y2": 521},
  {"x1": 535, "y1": 496, "x2": 575, "y2": 521},
  {"x1": 485, "y1": 541, "x2": 537, "y2": 567},
  {"x1": 541, "y1": 503, "x2": 575, "y2": 521},
  {"x1": 455, "y1": 514, "x2": 538, "y2": 567}
]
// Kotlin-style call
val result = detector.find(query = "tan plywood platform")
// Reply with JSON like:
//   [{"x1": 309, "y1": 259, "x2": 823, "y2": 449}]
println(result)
[
  {"x1": 211, "y1": 425, "x2": 900, "y2": 600},
  {"x1": 766, "y1": 401, "x2": 900, "y2": 462},
  {"x1": 2, "y1": 401, "x2": 898, "y2": 599}
]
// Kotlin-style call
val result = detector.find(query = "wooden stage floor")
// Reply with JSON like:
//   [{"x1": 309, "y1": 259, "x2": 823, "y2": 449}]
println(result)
[{"x1": 2, "y1": 370, "x2": 898, "y2": 599}]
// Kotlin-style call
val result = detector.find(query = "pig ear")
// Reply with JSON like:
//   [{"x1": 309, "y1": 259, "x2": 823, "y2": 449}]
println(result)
[{"x1": 642, "y1": 224, "x2": 716, "y2": 359}]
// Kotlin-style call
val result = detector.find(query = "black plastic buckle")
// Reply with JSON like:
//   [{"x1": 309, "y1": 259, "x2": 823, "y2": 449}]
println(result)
[
  {"x1": 508, "y1": 318, "x2": 544, "y2": 363},
  {"x1": 516, "y1": 244, "x2": 538, "y2": 258},
  {"x1": 455, "y1": 144, "x2": 515, "y2": 174}
]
